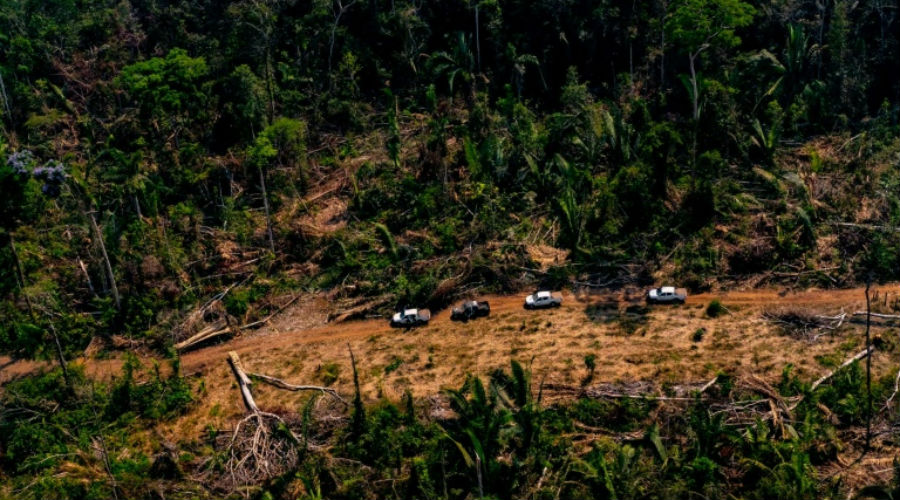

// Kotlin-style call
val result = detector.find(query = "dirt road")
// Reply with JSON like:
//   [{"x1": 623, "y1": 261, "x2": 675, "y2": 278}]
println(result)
[
  {"x1": 2, "y1": 284, "x2": 897, "y2": 393},
  {"x1": 178, "y1": 283, "x2": 896, "y2": 373},
  {"x1": 4, "y1": 283, "x2": 897, "y2": 492}
]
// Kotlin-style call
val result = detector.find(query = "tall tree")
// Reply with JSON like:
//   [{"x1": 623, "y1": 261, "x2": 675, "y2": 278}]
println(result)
[{"x1": 666, "y1": 0, "x2": 755, "y2": 121}]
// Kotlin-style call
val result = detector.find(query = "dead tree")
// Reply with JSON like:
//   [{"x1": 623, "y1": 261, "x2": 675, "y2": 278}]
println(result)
[
  {"x1": 864, "y1": 278, "x2": 873, "y2": 451},
  {"x1": 0, "y1": 71, "x2": 11, "y2": 121},
  {"x1": 87, "y1": 210, "x2": 121, "y2": 310},
  {"x1": 258, "y1": 164, "x2": 276, "y2": 255},
  {"x1": 248, "y1": 372, "x2": 345, "y2": 403},
  {"x1": 175, "y1": 292, "x2": 301, "y2": 351},
  {"x1": 221, "y1": 351, "x2": 343, "y2": 491},
  {"x1": 763, "y1": 308, "x2": 847, "y2": 341},
  {"x1": 809, "y1": 346, "x2": 875, "y2": 392},
  {"x1": 327, "y1": 0, "x2": 358, "y2": 82}
]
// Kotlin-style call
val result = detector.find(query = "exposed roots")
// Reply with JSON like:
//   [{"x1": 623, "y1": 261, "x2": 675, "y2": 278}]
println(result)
[
  {"x1": 221, "y1": 411, "x2": 303, "y2": 492},
  {"x1": 214, "y1": 350, "x2": 345, "y2": 495}
]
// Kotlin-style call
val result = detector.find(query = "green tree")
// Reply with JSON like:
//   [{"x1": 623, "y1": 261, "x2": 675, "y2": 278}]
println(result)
[
  {"x1": 116, "y1": 48, "x2": 210, "y2": 135},
  {"x1": 666, "y1": 0, "x2": 755, "y2": 121},
  {"x1": 428, "y1": 32, "x2": 478, "y2": 104},
  {"x1": 246, "y1": 117, "x2": 307, "y2": 253}
]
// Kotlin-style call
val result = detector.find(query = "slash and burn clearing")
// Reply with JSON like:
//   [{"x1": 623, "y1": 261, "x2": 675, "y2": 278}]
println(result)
[{"x1": 153, "y1": 284, "x2": 900, "y2": 438}]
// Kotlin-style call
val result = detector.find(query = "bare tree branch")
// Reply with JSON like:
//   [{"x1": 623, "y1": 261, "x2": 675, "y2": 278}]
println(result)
[{"x1": 248, "y1": 372, "x2": 347, "y2": 404}]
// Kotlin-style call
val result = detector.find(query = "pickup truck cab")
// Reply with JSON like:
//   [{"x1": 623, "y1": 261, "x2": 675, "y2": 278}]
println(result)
[
  {"x1": 646, "y1": 286, "x2": 687, "y2": 304},
  {"x1": 390, "y1": 308, "x2": 431, "y2": 327},
  {"x1": 524, "y1": 291, "x2": 563, "y2": 309},
  {"x1": 451, "y1": 300, "x2": 491, "y2": 321}
]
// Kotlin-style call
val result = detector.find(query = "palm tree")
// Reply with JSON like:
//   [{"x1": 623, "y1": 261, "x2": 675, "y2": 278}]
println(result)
[
  {"x1": 428, "y1": 32, "x2": 479, "y2": 104},
  {"x1": 505, "y1": 44, "x2": 546, "y2": 98}
]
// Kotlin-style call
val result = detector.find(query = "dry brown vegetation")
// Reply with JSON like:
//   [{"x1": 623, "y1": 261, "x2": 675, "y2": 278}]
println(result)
[
  {"x1": 121, "y1": 284, "x2": 897, "y2": 440},
  {"x1": 2, "y1": 284, "x2": 900, "y2": 497}
]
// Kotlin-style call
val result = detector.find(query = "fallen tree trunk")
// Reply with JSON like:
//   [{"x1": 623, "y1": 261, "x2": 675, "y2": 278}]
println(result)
[
  {"x1": 831, "y1": 222, "x2": 900, "y2": 233},
  {"x1": 221, "y1": 351, "x2": 335, "y2": 491},
  {"x1": 177, "y1": 294, "x2": 304, "y2": 351},
  {"x1": 228, "y1": 351, "x2": 259, "y2": 413},
  {"x1": 544, "y1": 376, "x2": 718, "y2": 401},
  {"x1": 175, "y1": 324, "x2": 231, "y2": 351},
  {"x1": 328, "y1": 294, "x2": 393, "y2": 323},
  {"x1": 239, "y1": 293, "x2": 303, "y2": 331},
  {"x1": 810, "y1": 346, "x2": 875, "y2": 392},
  {"x1": 853, "y1": 311, "x2": 900, "y2": 320}
]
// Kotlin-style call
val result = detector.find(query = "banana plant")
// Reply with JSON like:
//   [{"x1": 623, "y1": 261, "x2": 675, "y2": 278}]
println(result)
[
  {"x1": 782, "y1": 24, "x2": 810, "y2": 101},
  {"x1": 550, "y1": 154, "x2": 591, "y2": 257}
]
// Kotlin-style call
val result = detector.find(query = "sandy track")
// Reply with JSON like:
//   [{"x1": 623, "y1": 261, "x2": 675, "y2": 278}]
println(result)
[
  {"x1": 179, "y1": 283, "x2": 893, "y2": 373},
  {"x1": 2, "y1": 283, "x2": 896, "y2": 390}
]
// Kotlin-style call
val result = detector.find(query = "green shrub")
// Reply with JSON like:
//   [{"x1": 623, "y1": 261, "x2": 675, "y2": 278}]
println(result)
[
  {"x1": 706, "y1": 299, "x2": 726, "y2": 318},
  {"x1": 384, "y1": 357, "x2": 403, "y2": 375},
  {"x1": 583, "y1": 354, "x2": 596, "y2": 372},
  {"x1": 106, "y1": 355, "x2": 193, "y2": 421},
  {"x1": 317, "y1": 362, "x2": 341, "y2": 385},
  {"x1": 692, "y1": 328, "x2": 706, "y2": 342},
  {"x1": 581, "y1": 354, "x2": 597, "y2": 386},
  {"x1": 224, "y1": 287, "x2": 252, "y2": 317},
  {"x1": 570, "y1": 397, "x2": 656, "y2": 432}
]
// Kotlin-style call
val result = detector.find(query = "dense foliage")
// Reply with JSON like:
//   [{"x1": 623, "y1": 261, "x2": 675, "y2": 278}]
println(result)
[
  {"x1": 1, "y1": 0, "x2": 899, "y2": 355},
  {"x1": 2, "y1": 358, "x2": 898, "y2": 499},
  {"x1": 0, "y1": 359, "x2": 195, "y2": 498},
  {"x1": 1, "y1": 0, "x2": 899, "y2": 497}
]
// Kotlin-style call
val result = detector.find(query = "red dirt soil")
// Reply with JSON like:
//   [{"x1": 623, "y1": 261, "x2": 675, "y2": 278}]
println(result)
[{"x1": 3, "y1": 283, "x2": 896, "y2": 388}]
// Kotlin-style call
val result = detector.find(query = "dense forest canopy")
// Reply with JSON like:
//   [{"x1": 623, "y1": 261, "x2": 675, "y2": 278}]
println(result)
[
  {"x1": 1, "y1": 0, "x2": 898, "y2": 356},
  {"x1": 0, "y1": 1, "x2": 899, "y2": 497}
]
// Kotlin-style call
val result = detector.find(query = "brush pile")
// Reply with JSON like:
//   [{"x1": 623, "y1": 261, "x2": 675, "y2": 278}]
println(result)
[{"x1": 763, "y1": 308, "x2": 847, "y2": 341}]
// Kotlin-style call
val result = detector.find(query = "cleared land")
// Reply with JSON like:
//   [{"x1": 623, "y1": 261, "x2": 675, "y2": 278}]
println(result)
[
  {"x1": 3, "y1": 284, "x2": 899, "y2": 441},
  {"x1": 160, "y1": 285, "x2": 900, "y2": 438}
]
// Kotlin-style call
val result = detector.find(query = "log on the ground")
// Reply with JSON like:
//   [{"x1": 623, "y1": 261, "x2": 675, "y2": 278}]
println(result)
[
  {"x1": 175, "y1": 322, "x2": 231, "y2": 351},
  {"x1": 831, "y1": 222, "x2": 900, "y2": 233},
  {"x1": 239, "y1": 293, "x2": 303, "y2": 331},
  {"x1": 852, "y1": 311, "x2": 900, "y2": 320},
  {"x1": 763, "y1": 309, "x2": 846, "y2": 339},
  {"x1": 544, "y1": 377, "x2": 717, "y2": 401},
  {"x1": 329, "y1": 295, "x2": 392, "y2": 323},
  {"x1": 810, "y1": 346, "x2": 874, "y2": 392},
  {"x1": 227, "y1": 350, "x2": 259, "y2": 413}
]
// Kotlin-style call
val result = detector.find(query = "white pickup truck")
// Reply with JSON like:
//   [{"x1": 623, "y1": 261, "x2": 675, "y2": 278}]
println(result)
[
  {"x1": 524, "y1": 291, "x2": 563, "y2": 309},
  {"x1": 390, "y1": 308, "x2": 432, "y2": 327},
  {"x1": 646, "y1": 286, "x2": 687, "y2": 304}
]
